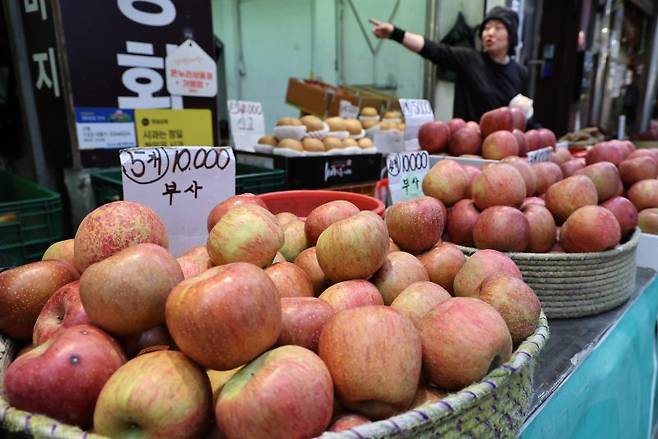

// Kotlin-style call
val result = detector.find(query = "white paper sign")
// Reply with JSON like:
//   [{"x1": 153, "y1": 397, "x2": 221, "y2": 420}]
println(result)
[
  {"x1": 399, "y1": 98, "x2": 434, "y2": 151},
  {"x1": 339, "y1": 99, "x2": 359, "y2": 119},
  {"x1": 165, "y1": 40, "x2": 217, "y2": 97},
  {"x1": 386, "y1": 150, "x2": 430, "y2": 203},
  {"x1": 373, "y1": 129, "x2": 405, "y2": 154},
  {"x1": 227, "y1": 100, "x2": 266, "y2": 151},
  {"x1": 526, "y1": 146, "x2": 553, "y2": 164},
  {"x1": 120, "y1": 147, "x2": 235, "y2": 256}
]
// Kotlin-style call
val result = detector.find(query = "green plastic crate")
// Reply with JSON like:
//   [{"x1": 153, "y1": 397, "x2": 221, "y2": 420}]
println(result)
[
  {"x1": 90, "y1": 164, "x2": 286, "y2": 207},
  {"x1": 0, "y1": 171, "x2": 64, "y2": 267}
]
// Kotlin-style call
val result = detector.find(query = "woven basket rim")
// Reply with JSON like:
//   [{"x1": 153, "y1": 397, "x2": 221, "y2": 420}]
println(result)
[
  {"x1": 456, "y1": 228, "x2": 641, "y2": 260},
  {"x1": 320, "y1": 311, "x2": 549, "y2": 438}
]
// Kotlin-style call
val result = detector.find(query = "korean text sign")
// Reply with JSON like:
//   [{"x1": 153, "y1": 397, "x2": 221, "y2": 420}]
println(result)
[{"x1": 386, "y1": 151, "x2": 430, "y2": 203}]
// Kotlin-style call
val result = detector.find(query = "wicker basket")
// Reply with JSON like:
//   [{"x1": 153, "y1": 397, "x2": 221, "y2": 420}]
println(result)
[
  {"x1": 457, "y1": 228, "x2": 641, "y2": 319},
  {"x1": 1, "y1": 315, "x2": 548, "y2": 439}
]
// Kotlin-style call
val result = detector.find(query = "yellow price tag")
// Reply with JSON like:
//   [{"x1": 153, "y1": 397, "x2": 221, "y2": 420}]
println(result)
[{"x1": 135, "y1": 109, "x2": 213, "y2": 147}]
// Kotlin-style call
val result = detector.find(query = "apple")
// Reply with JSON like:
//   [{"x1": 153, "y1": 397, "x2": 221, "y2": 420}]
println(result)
[
  {"x1": 575, "y1": 162, "x2": 622, "y2": 202},
  {"x1": 628, "y1": 179, "x2": 658, "y2": 210},
  {"x1": 628, "y1": 149, "x2": 658, "y2": 162},
  {"x1": 510, "y1": 107, "x2": 527, "y2": 131},
  {"x1": 80, "y1": 243, "x2": 183, "y2": 335},
  {"x1": 544, "y1": 175, "x2": 599, "y2": 223},
  {"x1": 418, "y1": 121, "x2": 450, "y2": 153},
  {"x1": 447, "y1": 118, "x2": 466, "y2": 135},
  {"x1": 521, "y1": 196, "x2": 545, "y2": 209},
  {"x1": 473, "y1": 206, "x2": 530, "y2": 251},
  {"x1": 390, "y1": 281, "x2": 452, "y2": 328},
  {"x1": 446, "y1": 199, "x2": 481, "y2": 247},
  {"x1": 512, "y1": 129, "x2": 528, "y2": 156},
  {"x1": 619, "y1": 156, "x2": 658, "y2": 187},
  {"x1": 276, "y1": 212, "x2": 300, "y2": 228},
  {"x1": 385, "y1": 196, "x2": 445, "y2": 254},
  {"x1": 318, "y1": 279, "x2": 384, "y2": 312},
  {"x1": 560, "y1": 158, "x2": 586, "y2": 177},
  {"x1": 462, "y1": 165, "x2": 482, "y2": 198},
  {"x1": 319, "y1": 305, "x2": 422, "y2": 419},
  {"x1": 585, "y1": 142, "x2": 625, "y2": 166},
  {"x1": 479, "y1": 275, "x2": 541, "y2": 345},
  {"x1": 304, "y1": 200, "x2": 360, "y2": 246},
  {"x1": 217, "y1": 345, "x2": 333, "y2": 439},
  {"x1": 177, "y1": 254, "x2": 212, "y2": 279},
  {"x1": 522, "y1": 204, "x2": 557, "y2": 253},
  {"x1": 279, "y1": 219, "x2": 308, "y2": 261},
  {"x1": 166, "y1": 263, "x2": 281, "y2": 370},
  {"x1": 480, "y1": 107, "x2": 514, "y2": 136},
  {"x1": 42, "y1": 239, "x2": 76, "y2": 271},
  {"x1": 471, "y1": 164, "x2": 527, "y2": 210},
  {"x1": 453, "y1": 249, "x2": 522, "y2": 298},
  {"x1": 537, "y1": 128, "x2": 557, "y2": 149},
  {"x1": 639, "y1": 208, "x2": 658, "y2": 234},
  {"x1": 550, "y1": 148, "x2": 572, "y2": 166},
  {"x1": 422, "y1": 159, "x2": 469, "y2": 206},
  {"x1": 294, "y1": 247, "x2": 330, "y2": 295},
  {"x1": 482, "y1": 130, "x2": 519, "y2": 160},
  {"x1": 32, "y1": 281, "x2": 89, "y2": 345},
  {"x1": 524, "y1": 129, "x2": 543, "y2": 152},
  {"x1": 417, "y1": 242, "x2": 466, "y2": 294},
  {"x1": 120, "y1": 325, "x2": 177, "y2": 358},
  {"x1": 265, "y1": 261, "x2": 314, "y2": 298},
  {"x1": 560, "y1": 206, "x2": 621, "y2": 252},
  {"x1": 501, "y1": 156, "x2": 537, "y2": 196},
  {"x1": 94, "y1": 350, "x2": 211, "y2": 438},
  {"x1": 370, "y1": 251, "x2": 429, "y2": 305},
  {"x1": 532, "y1": 162, "x2": 564, "y2": 194},
  {"x1": 277, "y1": 297, "x2": 335, "y2": 352},
  {"x1": 448, "y1": 127, "x2": 482, "y2": 156},
  {"x1": 208, "y1": 205, "x2": 284, "y2": 268},
  {"x1": 316, "y1": 211, "x2": 389, "y2": 282},
  {"x1": 420, "y1": 297, "x2": 512, "y2": 390},
  {"x1": 5, "y1": 324, "x2": 125, "y2": 427},
  {"x1": 181, "y1": 244, "x2": 210, "y2": 259},
  {"x1": 74, "y1": 200, "x2": 168, "y2": 272},
  {"x1": 328, "y1": 413, "x2": 371, "y2": 432},
  {"x1": 601, "y1": 196, "x2": 639, "y2": 239},
  {"x1": 388, "y1": 238, "x2": 401, "y2": 253},
  {"x1": 0, "y1": 260, "x2": 79, "y2": 339},
  {"x1": 207, "y1": 193, "x2": 268, "y2": 232}
]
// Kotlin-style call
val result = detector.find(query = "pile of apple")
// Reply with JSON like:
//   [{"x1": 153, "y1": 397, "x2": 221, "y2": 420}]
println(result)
[
  {"x1": 0, "y1": 193, "x2": 543, "y2": 438},
  {"x1": 422, "y1": 137, "x2": 658, "y2": 252},
  {"x1": 418, "y1": 106, "x2": 557, "y2": 159}
]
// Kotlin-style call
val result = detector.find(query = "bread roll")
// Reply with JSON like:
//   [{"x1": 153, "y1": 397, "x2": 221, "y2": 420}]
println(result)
[
  {"x1": 344, "y1": 119, "x2": 363, "y2": 135},
  {"x1": 325, "y1": 117, "x2": 346, "y2": 132},
  {"x1": 361, "y1": 107, "x2": 378, "y2": 117},
  {"x1": 278, "y1": 138, "x2": 303, "y2": 151},
  {"x1": 384, "y1": 111, "x2": 402, "y2": 120},
  {"x1": 362, "y1": 119, "x2": 379, "y2": 130},
  {"x1": 302, "y1": 137, "x2": 325, "y2": 152},
  {"x1": 258, "y1": 135, "x2": 278, "y2": 146},
  {"x1": 277, "y1": 117, "x2": 302, "y2": 126},
  {"x1": 300, "y1": 115, "x2": 325, "y2": 132},
  {"x1": 358, "y1": 137, "x2": 374, "y2": 149},
  {"x1": 323, "y1": 137, "x2": 343, "y2": 150},
  {"x1": 343, "y1": 138, "x2": 358, "y2": 148}
]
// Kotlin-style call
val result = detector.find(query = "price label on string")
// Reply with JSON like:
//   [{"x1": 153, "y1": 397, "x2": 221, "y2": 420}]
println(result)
[
  {"x1": 386, "y1": 150, "x2": 430, "y2": 203},
  {"x1": 227, "y1": 100, "x2": 265, "y2": 151},
  {"x1": 339, "y1": 100, "x2": 360, "y2": 119},
  {"x1": 526, "y1": 146, "x2": 553, "y2": 164},
  {"x1": 399, "y1": 98, "x2": 434, "y2": 151},
  {"x1": 120, "y1": 146, "x2": 235, "y2": 256}
]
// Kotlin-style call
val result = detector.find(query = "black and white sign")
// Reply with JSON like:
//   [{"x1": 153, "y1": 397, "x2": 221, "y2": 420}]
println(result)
[
  {"x1": 386, "y1": 150, "x2": 430, "y2": 203},
  {"x1": 399, "y1": 98, "x2": 434, "y2": 151},
  {"x1": 227, "y1": 100, "x2": 265, "y2": 151}
]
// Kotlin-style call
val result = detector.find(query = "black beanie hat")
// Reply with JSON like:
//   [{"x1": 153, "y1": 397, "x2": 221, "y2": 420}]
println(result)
[{"x1": 480, "y1": 6, "x2": 519, "y2": 56}]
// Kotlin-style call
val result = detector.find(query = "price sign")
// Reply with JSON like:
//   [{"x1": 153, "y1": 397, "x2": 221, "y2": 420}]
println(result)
[
  {"x1": 165, "y1": 40, "x2": 217, "y2": 97},
  {"x1": 339, "y1": 99, "x2": 360, "y2": 119},
  {"x1": 386, "y1": 150, "x2": 430, "y2": 203},
  {"x1": 526, "y1": 146, "x2": 553, "y2": 164},
  {"x1": 399, "y1": 99, "x2": 434, "y2": 151},
  {"x1": 227, "y1": 100, "x2": 266, "y2": 151},
  {"x1": 120, "y1": 146, "x2": 235, "y2": 256}
]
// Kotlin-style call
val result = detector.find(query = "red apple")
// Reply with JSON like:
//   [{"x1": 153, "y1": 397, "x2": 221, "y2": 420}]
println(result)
[
  {"x1": 208, "y1": 204, "x2": 284, "y2": 268},
  {"x1": 512, "y1": 129, "x2": 528, "y2": 157},
  {"x1": 524, "y1": 129, "x2": 543, "y2": 152},
  {"x1": 370, "y1": 251, "x2": 429, "y2": 305},
  {"x1": 628, "y1": 179, "x2": 658, "y2": 210},
  {"x1": 537, "y1": 128, "x2": 557, "y2": 148},
  {"x1": 551, "y1": 149, "x2": 572, "y2": 165},
  {"x1": 80, "y1": 243, "x2": 183, "y2": 335},
  {"x1": 319, "y1": 305, "x2": 422, "y2": 419},
  {"x1": 420, "y1": 297, "x2": 512, "y2": 390},
  {"x1": 328, "y1": 413, "x2": 371, "y2": 432},
  {"x1": 120, "y1": 325, "x2": 177, "y2": 358},
  {"x1": 42, "y1": 239, "x2": 76, "y2": 270},
  {"x1": 385, "y1": 196, "x2": 445, "y2": 254},
  {"x1": 275, "y1": 212, "x2": 300, "y2": 228},
  {"x1": 601, "y1": 196, "x2": 639, "y2": 239},
  {"x1": 532, "y1": 162, "x2": 564, "y2": 194},
  {"x1": 619, "y1": 157, "x2": 658, "y2": 188},
  {"x1": 465, "y1": 121, "x2": 481, "y2": 132},
  {"x1": 448, "y1": 127, "x2": 482, "y2": 156},
  {"x1": 33, "y1": 281, "x2": 89, "y2": 345},
  {"x1": 482, "y1": 130, "x2": 519, "y2": 160},
  {"x1": 544, "y1": 175, "x2": 599, "y2": 223},
  {"x1": 520, "y1": 197, "x2": 545, "y2": 209},
  {"x1": 628, "y1": 149, "x2": 658, "y2": 162},
  {"x1": 585, "y1": 142, "x2": 625, "y2": 166},
  {"x1": 575, "y1": 162, "x2": 623, "y2": 202},
  {"x1": 207, "y1": 193, "x2": 268, "y2": 232},
  {"x1": 639, "y1": 208, "x2": 658, "y2": 234},
  {"x1": 480, "y1": 107, "x2": 514, "y2": 136},
  {"x1": 418, "y1": 121, "x2": 450, "y2": 153},
  {"x1": 446, "y1": 199, "x2": 481, "y2": 247},
  {"x1": 462, "y1": 165, "x2": 482, "y2": 198},
  {"x1": 294, "y1": 247, "x2": 330, "y2": 295},
  {"x1": 447, "y1": 118, "x2": 466, "y2": 135},
  {"x1": 217, "y1": 346, "x2": 333, "y2": 439},
  {"x1": 391, "y1": 281, "x2": 452, "y2": 328},
  {"x1": 0, "y1": 260, "x2": 79, "y2": 339},
  {"x1": 422, "y1": 159, "x2": 469, "y2": 206},
  {"x1": 277, "y1": 297, "x2": 334, "y2": 353},
  {"x1": 177, "y1": 254, "x2": 212, "y2": 279},
  {"x1": 453, "y1": 249, "x2": 522, "y2": 298},
  {"x1": 522, "y1": 204, "x2": 557, "y2": 253},
  {"x1": 560, "y1": 206, "x2": 621, "y2": 252},
  {"x1": 304, "y1": 200, "x2": 360, "y2": 246},
  {"x1": 5, "y1": 325, "x2": 125, "y2": 427},
  {"x1": 280, "y1": 219, "x2": 309, "y2": 261},
  {"x1": 318, "y1": 280, "x2": 384, "y2": 312},
  {"x1": 473, "y1": 206, "x2": 530, "y2": 251},
  {"x1": 560, "y1": 158, "x2": 586, "y2": 177},
  {"x1": 265, "y1": 261, "x2": 314, "y2": 298},
  {"x1": 510, "y1": 107, "x2": 527, "y2": 131},
  {"x1": 316, "y1": 211, "x2": 389, "y2": 282},
  {"x1": 479, "y1": 275, "x2": 541, "y2": 345},
  {"x1": 166, "y1": 263, "x2": 281, "y2": 370},
  {"x1": 94, "y1": 350, "x2": 211, "y2": 438},
  {"x1": 417, "y1": 242, "x2": 466, "y2": 294},
  {"x1": 74, "y1": 201, "x2": 168, "y2": 272},
  {"x1": 471, "y1": 164, "x2": 527, "y2": 209},
  {"x1": 501, "y1": 156, "x2": 537, "y2": 196}
]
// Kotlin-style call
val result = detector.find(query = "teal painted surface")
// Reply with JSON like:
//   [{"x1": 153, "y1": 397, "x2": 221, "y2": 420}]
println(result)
[{"x1": 521, "y1": 275, "x2": 658, "y2": 439}]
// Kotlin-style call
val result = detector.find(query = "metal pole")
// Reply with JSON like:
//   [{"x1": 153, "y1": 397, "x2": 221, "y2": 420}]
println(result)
[
  {"x1": 423, "y1": 0, "x2": 437, "y2": 104},
  {"x1": 638, "y1": 13, "x2": 658, "y2": 133}
]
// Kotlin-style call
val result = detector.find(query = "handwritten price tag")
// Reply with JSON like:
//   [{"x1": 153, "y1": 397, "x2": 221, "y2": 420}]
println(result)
[
  {"x1": 227, "y1": 100, "x2": 266, "y2": 151},
  {"x1": 386, "y1": 150, "x2": 430, "y2": 203},
  {"x1": 399, "y1": 98, "x2": 434, "y2": 151},
  {"x1": 120, "y1": 146, "x2": 235, "y2": 256},
  {"x1": 339, "y1": 100, "x2": 360, "y2": 119},
  {"x1": 526, "y1": 146, "x2": 553, "y2": 164}
]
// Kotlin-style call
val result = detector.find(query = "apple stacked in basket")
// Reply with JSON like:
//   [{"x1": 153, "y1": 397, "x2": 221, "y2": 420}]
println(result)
[{"x1": 0, "y1": 193, "x2": 543, "y2": 438}]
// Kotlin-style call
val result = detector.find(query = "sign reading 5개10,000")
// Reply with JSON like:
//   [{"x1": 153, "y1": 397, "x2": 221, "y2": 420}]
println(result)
[
  {"x1": 120, "y1": 146, "x2": 235, "y2": 256},
  {"x1": 387, "y1": 150, "x2": 430, "y2": 204}
]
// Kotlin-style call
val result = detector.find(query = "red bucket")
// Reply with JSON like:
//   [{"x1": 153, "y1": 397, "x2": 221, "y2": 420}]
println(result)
[{"x1": 258, "y1": 190, "x2": 385, "y2": 219}]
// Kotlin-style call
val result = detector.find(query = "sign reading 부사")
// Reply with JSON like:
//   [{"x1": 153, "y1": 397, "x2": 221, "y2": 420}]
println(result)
[
  {"x1": 227, "y1": 100, "x2": 266, "y2": 151},
  {"x1": 120, "y1": 146, "x2": 235, "y2": 256},
  {"x1": 386, "y1": 150, "x2": 430, "y2": 203},
  {"x1": 398, "y1": 99, "x2": 434, "y2": 151}
]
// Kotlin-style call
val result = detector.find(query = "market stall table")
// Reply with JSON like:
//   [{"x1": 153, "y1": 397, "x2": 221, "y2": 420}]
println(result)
[{"x1": 520, "y1": 267, "x2": 658, "y2": 438}]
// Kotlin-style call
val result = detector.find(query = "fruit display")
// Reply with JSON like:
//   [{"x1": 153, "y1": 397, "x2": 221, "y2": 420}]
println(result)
[
  {"x1": 0, "y1": 195, "x2": 545, "y2": 438},
  {"x1": 417, "y1": 106, "x2": 558, "y2": 160}
]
